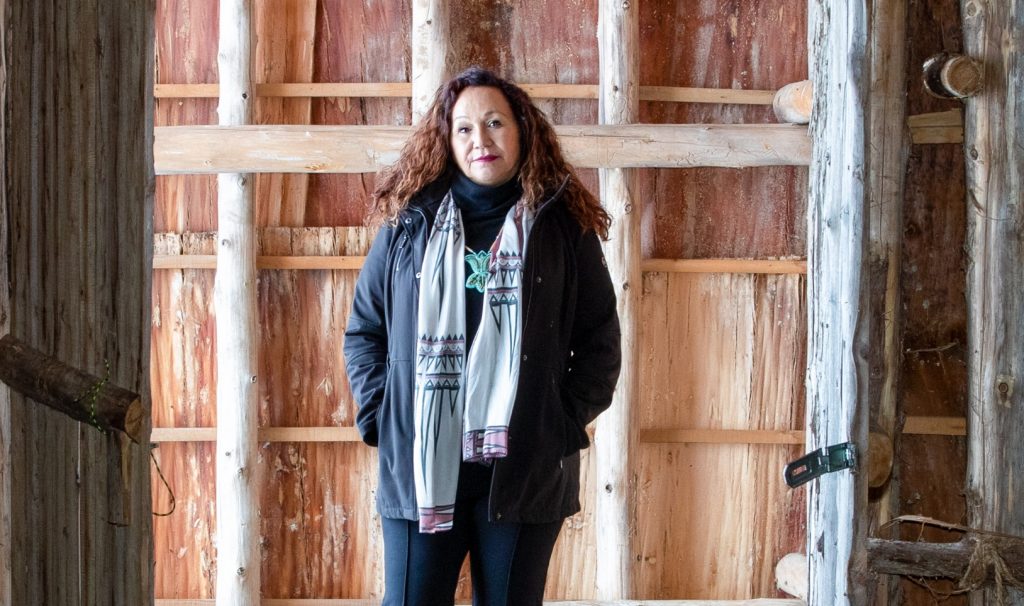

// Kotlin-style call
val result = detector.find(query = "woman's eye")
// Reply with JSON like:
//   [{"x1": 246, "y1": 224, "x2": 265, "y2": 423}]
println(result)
[
  {"x1": 488, "y1": 120, "x2": 501, "y2": 128},
  {"x1": 456, "y1": 126, "x2": 470, "y2": 134}
]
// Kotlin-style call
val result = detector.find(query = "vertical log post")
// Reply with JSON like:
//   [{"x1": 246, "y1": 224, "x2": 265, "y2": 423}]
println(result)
[
  {"x1": 805, "y1": 1, "x2": 871, "y2": 605},
  {"x1": 866, "y1": 0, "x2": 909, "y2": 603},
  {"x1": 0, "y1": 0, "x2": 11, "y2": 600},
  {"x1": 595, "y1": 0, "x2": 638, "y2": 598},
  {"x1": 962, "y1": 2, "x2": 1024, "y2": 605},
  {"x1": 215, "y1": 1, "x2": 259, "y2": 605},
  {"x1": 411, "y1": 0, "x2": 448, "y2": 122}
]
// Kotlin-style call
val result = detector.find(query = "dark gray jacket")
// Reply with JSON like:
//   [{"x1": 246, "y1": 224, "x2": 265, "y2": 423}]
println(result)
[{"x1": 343, "y1": 177, "x2": 621, "y2": 523}]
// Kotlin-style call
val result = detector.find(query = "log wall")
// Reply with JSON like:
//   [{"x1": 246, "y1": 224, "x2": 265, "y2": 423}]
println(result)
[
  {"x1": 3, "y1": 0, "x2": 155, "y2": 604},
  {"x1": 152, "y1": 0, "x2": 808, "y2": 601}
]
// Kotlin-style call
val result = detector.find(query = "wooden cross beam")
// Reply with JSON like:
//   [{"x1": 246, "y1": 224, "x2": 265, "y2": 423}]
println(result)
[
  {"x1": 0, "y1": 334, "x2": 143, "y2": 442},
  {"x1": 869, "y1": 538, "x2": 1024, "y2": 589}
]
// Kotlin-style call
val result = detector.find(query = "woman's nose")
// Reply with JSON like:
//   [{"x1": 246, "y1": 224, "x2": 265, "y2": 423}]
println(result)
[{"x1": 472, "y1": 128, "x2": 491, "y2": 148}]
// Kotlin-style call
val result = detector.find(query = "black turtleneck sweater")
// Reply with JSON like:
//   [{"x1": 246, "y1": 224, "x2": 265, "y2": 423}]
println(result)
[
  {"x1": 450, "y1": 172, "x2": 522, "y2": 349},
  {"x1": 449, "y1": 171, "x2": 522, "y2": 503}
]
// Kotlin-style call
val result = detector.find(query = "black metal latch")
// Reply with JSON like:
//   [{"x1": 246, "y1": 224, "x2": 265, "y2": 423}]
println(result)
[{"x1": 784, "y1": 442, "x2": 857, "y2": 488}]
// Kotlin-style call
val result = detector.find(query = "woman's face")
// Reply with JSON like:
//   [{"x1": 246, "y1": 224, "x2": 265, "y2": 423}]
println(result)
[{"x1": 449, "y1": 86, "x2": 521, "y2": 187}]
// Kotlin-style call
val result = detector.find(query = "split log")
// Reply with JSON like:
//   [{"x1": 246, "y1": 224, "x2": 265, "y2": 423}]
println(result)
[
  {"x1": 773, "y1": 80, "x2": 813, "y2": 124},
  {"x1": 922, "y1": 53, "x2": 983, "y2": 99},
  {"x1": 963, "y1": 2, "x2": 1024, "y2": 605},
  {"x1": 868, "y1": 538, "x2": 1024, "y2": 584},
  {"x1": 595, "y1": 0, "x2": 639, "y2": 598},
  {"x1": 0, "y1": 334, "x2": 143, "y2": 442}
]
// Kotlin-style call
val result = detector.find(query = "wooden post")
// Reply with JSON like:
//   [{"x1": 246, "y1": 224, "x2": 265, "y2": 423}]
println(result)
[
  {"x1": 962, "y1": 2, "x2": 1024, "y2": 605},
  {"x1": 411, "y1": 0, "x2": 448, "y2": 121},
  {"x1": 866, "y1": 0, "x2": 909, "y2": 603},
  {"x1": 595, "y1": 0, "x2": 638, "y2": 599},
  {"x1": 0, "y1": 335, "x2": 144, "y2": 442},
  {"x1": 215, "y1": 1, "x2": 259, "y2": 605},
  {"x1": 805, "y1": 1, "x2": 871, "y2": 605},
  {"x1": 0, "y1": 0, "x2": 10, "y2": 599}
]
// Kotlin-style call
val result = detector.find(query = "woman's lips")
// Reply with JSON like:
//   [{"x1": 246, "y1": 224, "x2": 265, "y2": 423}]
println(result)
[{"x1": 474, "y1": 155, "x2": 499, "y2": 163}]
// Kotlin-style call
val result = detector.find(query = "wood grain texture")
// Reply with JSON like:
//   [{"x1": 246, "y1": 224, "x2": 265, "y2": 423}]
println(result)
[
  {"x1": 897, "y1": 1, "x2": 969, "y2": 603},
  {"x1": 6, "y1": 0, "x2": 155, "y2": 604},
  {"x1": 639, "y1": 0, "x2": 808, "y2": 262},
  {"x1": 962, "y1": 2, "x2": 1024, "y2": 605},
  {"x1": 154, "y1": 124, "x2": 811, "y2": 174},
  {"x1": 305, "y1": 0, "x2": 410, "y2": 228},
  {"x1": 154, "y1": 0, "x2": 219, "y2": 233},
  {"x1": 805, "y1": 2, "x2": 871, "y2": 604},
  {"x1": 0, "y1": 0, "x2": 11, "y2": 600},
  {"x1": 636, "y1": 273, "x2": 806, "y2": 599}
]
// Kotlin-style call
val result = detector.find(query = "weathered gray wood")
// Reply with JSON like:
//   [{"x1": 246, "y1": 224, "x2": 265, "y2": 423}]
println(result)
[
  {"x1": 0, "y1": 1, "x2": 10, "y2": 601},
  {"x1": 962, "y1": 2, "x2": 1024, "y2": 605},
  {"x1": 215, "y1": 1, "x2": 260, "y2": 605},
  {"x1": 411, "y1": 0, "x2": 448, "y2": 120},
  {"x1": 153, "y1": 124, "x2": 812, "y2": 174},
  {"x1": 595, "y1": 0, "x2": 638, "y2": 599},
  {"x1": 868, "y1": 538, "x2": 1024, "y2": 583},
  {"x1": 0, "y1": 334, "x2": 144, "y2": 441},
  {"x1": 805, "y1": 1, "x2": 871, "y2": 605},
  {"x1": 866, "y1": 1, "x2": 909, "y2": 603},
  {"x1": 4, "y1": 0, "x2": 154, "y2": 604}
]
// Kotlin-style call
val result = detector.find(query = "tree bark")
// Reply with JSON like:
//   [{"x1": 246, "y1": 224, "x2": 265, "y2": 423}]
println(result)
[
  {"x1": 869, "y1": 538, "x2": 1024, "y2": 584},
  {"x1": 0, "y1": 335, "x2": 143, "y2": 442}
]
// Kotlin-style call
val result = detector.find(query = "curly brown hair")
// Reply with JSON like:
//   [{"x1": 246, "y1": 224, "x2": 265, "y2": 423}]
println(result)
[{"x1": 370, "y1": 67, "x2": 611, "y2": 238}]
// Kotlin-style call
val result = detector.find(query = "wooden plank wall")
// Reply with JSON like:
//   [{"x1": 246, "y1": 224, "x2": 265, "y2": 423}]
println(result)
[
  {"x1": 4, "y1": 0, "x2": 155, "y2": 604},
  {"x1": 152, "y1": 0, "x2": 808, "y2": 601}
]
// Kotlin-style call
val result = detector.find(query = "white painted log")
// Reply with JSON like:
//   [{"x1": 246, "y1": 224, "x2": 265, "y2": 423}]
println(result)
[
  {"x1": 775, "y1": 552, "x2": 809, "y2": 600},
  {"x1": 805, "y1": 1, "x2": 871, "y2": 605},
  {"x1": 215, "y1": 1, "x2": 259, "y2": 605},
  {"x1": 962, "y1": 2, "x2": 1024, "y2": 605},
  {"x1": 595, "y1": 0, "x2": 638, "y2": 599},
  {"x1": 153, "y1": 124, "x2": 812, "y2": 174},
  {"x1": 773, "y1": 80, "x2": 813, "y2": 124},
  {"x1": 411, "y1": 0, "x2": 447, "y2": 121}
]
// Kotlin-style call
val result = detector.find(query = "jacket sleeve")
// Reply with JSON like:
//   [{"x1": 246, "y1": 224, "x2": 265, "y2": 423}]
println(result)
[
  {"x1": 561, "y1": 229, "x2": 622, "y2": 454},
  {"x1": 343, "y1": 226, "x2": 395, "y2": 447}
]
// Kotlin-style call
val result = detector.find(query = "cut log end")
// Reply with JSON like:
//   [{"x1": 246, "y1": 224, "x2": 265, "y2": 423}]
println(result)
[
  {"x1": 773, "y1": 80, "x2": 813, "y2": 124},
  {"x1": 923, "y1": 53, "x2": 983, "y2": 99},
  {"x1": 867, "y1": 431, "x2": 894, "y2": 489},
  {"x1": 123, "y1": 397, "x2": 145, "y2": 443}
]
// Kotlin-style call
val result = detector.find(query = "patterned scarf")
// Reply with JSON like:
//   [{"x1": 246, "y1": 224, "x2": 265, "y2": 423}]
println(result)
[{"x1": 413, "y1": 191, "x2": 534, "y2": 533}]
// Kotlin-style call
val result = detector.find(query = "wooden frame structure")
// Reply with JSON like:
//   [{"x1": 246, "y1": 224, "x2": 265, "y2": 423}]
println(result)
[{"x1": 148, "y1": 1, "x2": 1024, "y2": 605}]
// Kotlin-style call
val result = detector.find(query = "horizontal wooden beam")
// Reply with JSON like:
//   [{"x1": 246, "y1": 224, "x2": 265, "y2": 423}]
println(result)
[
  {"x1": 152, "y1": 255, "x2": 365, "y2": 270},
  {"x1": 640, "y1": 428, "x2": 805, "y2": 445},
  {"x1": 153, "y1": 124, "x2": 812, "y2": 174},
  {"x1": 151, "y1": 426, "x2": 362, "y2": 443},
  {"x1": 154, "y1": 599, "x2": 805, "y2": 606},
  {"x1": 153, "y1": 255, "x2": 809, "y2": 274},
  {"x1": 154, "y1": 82, "x2": 776, "y2": 105},
  {"x1": 868, "y1": 537, "x2": 1024, "y2": 583},
  {"x1": 641, "y1": 258, "x2": 807, "y2": 274},
  {"x1": 908, "y1": 109, "x2": 964, "y2": 144},
  {"x1": 902, "y1": 415, "x2": 966, "y2": 436},
  {"x1": 152, "y1": 418, "x2": 965, "y2": 445}
]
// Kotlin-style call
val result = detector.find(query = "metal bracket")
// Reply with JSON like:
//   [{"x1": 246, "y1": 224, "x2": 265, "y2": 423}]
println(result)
[{"x1": 784, "y1": 442, "x2": 857, "y2": 488}]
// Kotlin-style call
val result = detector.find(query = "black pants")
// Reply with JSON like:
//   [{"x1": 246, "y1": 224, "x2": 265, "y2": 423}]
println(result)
[{"x1": 381, "y1": 497, "x2": 563, "y2": 606}]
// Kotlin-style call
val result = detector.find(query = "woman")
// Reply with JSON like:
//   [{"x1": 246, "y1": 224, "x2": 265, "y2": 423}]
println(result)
[{"x1": 344, "y1": 67, "x2": 621, "y2": 606}]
